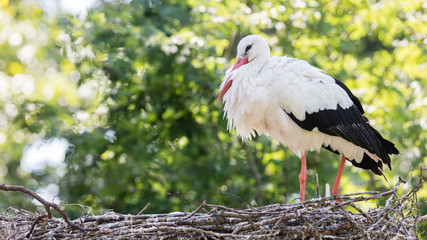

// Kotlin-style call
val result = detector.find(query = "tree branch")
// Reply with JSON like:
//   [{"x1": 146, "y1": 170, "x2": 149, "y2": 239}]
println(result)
[{"x1": 0, "y1": 184, "x2": 86, "y2": 235}]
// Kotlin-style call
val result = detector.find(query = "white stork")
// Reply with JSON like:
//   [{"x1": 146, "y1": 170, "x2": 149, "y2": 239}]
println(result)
[{"x1": 217, "y1": 35, "x2": 399, "y2": 201}]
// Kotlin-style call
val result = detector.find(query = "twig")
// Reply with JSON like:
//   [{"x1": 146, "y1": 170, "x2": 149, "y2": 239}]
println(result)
[
  {"x1": 378, "y1": 167, "x2": 398, "y2": 198},
  {"x1": 137, "y1": 202, "x2": 151, "y2": 215},
  {"x1": 325, "y1": 183, "x2": 330, "y2": 197},
  {"x1": 0, "y1": 184, "x2": 86, "y2": 232},
  {"x1": 65, "y1": 203, "x2": 93, "y2": 219},
  {"x1": 405, "y1": 158, "x2": 413, "y2": 196},
  {"x1": 181, "y1": 200, "x2": 206, "y2": 220},
  {"x1": 26, "y1": 214, "x2": 47, "y2": 238},
  {"x1": 221, "y1": 191, "x2": 253, "y2": 208},
  {"x1": 340, "y1": 208, "x2": 370, "y2": 240},
  {"x1": 349, "y1": 202, "x2": 373, "y2": 224},
  {"x1": 297, "y1": 209, "x2": 321, "y2": 237},
  {"x1": 316, "y1": 173, "x2": 320, "y2": 198}
]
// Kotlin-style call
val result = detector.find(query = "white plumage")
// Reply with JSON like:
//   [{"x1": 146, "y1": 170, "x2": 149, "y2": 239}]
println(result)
[{"x1": 218, "y1": 35, "x2": 398, "y2": 201}]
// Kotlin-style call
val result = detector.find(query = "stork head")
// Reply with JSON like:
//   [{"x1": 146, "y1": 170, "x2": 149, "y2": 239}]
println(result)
[
  {"x1": 235, "y1": 35, "x2": 270, "y2": 64},
  {"x1": 218, "y1": 35, "x2": 270, "y2": 101}
]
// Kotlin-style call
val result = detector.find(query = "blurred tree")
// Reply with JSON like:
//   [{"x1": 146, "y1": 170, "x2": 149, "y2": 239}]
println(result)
[
  {"x1": 0, "y1": 0, "x2": 425, "y2": 226},
  {"x1": 0, "y1": 1, "x2": 94, "y2": 209}
]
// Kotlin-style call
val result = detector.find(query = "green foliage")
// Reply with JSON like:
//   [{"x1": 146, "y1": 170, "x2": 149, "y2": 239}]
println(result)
[{"x1": 0, "y1": 0, "x2": 425, "y2": 226}]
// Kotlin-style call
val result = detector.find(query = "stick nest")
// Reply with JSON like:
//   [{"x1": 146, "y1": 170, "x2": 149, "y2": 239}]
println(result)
[{"x1": 1, "y1": 180, "x2": 424, "y2": 240}]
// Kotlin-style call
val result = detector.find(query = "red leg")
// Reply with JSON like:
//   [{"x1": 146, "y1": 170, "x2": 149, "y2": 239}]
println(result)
[
  {"x1": 332, "y1": 155, "x2": 346, "y2": 202},
  {"x1": 299, "y1": 152, "x2": 308, "y2": 202}
]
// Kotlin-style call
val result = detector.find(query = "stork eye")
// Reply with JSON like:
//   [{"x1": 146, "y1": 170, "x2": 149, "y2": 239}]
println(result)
[{"x1": 245, "y1": 44, "x2": 253, "y2": 52}]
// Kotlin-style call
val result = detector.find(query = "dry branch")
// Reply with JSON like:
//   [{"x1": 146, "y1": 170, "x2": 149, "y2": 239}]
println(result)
[
  {"x1": 0, "y1": 178, "x2": 424, "y2": 239},
  {"x1": 0, "y1": 184, "x2": 86, "y2": 235}
]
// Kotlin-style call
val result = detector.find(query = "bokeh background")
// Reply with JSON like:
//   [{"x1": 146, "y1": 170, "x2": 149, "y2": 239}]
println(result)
[{"x1": 0, "y1": 0, "x2": 425, "y2": 230}]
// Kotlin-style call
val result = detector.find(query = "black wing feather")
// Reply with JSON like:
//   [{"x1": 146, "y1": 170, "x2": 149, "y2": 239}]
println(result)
[
  {"x1": 323, "y1": 145, "x2": 383, "y2": 175},
  {"x1": 332, "y1": 77, "x2": 364, "y2": 114},
  {"x1": 286, "y1": 105, "x2": 386, "y2": 158},
  {"x1": 285, "y1": 76, "x2": 399, "y2": 175}
]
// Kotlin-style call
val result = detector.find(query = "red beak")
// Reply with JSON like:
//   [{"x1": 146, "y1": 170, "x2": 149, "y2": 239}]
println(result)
[
  {"x1": 231, "y1": 57, "x2": 249, "y2": 71},
  {"x1": 217, "y1": 57, "x2": 249, "y2": 101}
]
